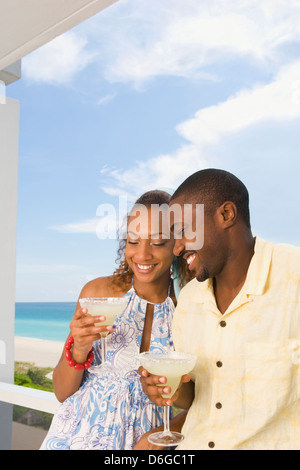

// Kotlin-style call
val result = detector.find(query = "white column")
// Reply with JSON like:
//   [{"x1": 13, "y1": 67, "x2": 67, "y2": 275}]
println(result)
[{"x1": 0, "y1": 95, "x2": 19, "y2": 449}]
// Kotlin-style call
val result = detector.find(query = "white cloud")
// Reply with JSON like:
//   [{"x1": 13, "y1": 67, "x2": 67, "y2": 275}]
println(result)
[
  {"x1": 177, "y1": 60, "x2": 300, "y2": 146},
  {"x1": 101, "y1": 144, "x2": 209, "y2": 199},
  {"x1": 22, "y1": 31, "x2": 96, "y2": 84},
  {"x1": 49, "y1": 211, "x2": 127, "y2": 240},
  {"x1": 102, "y1": 59, "x2": 300, "y2": 196},
  {"x1": 49, "y1": 218, "x2": 99, "y2": 234},
  {"x1": 22, "y1": 1, "x2": 300, "y2": 87},
  {"x1": 87, "y1": 0, "x2": 300, "y2": 85},
  {"x1": 97, "y1": 93, "x2": 116, "y2": 106}
]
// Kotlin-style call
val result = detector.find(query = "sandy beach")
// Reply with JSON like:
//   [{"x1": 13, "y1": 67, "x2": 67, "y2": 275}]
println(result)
[{"x1": 14, "y1": 336, "x2": 64, "y2": 368}]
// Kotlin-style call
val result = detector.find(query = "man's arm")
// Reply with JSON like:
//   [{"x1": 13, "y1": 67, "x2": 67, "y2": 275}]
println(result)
[{"x1": 173, "y1": 380, "x2": 194, "y2": 409}]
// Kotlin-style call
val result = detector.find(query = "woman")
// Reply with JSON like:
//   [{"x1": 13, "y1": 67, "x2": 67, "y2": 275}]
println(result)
[{"x1": 41, "y1": 190, "x2": 192, "y2": 450}]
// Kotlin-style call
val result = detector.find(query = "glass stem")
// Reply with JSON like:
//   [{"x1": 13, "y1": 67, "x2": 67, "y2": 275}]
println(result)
[
  {"x1": 101, "y1": 335, "x2": 107, "y2": 363},
  {"x1": 163, "y1": 405, "x2": 172, "y2": 435}
]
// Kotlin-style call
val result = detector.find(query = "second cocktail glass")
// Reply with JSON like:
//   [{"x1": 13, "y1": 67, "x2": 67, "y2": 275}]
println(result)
[
  {"x1": 79, "y1": 297, "x2": 128, "y2": 364},
  {"x1": 139, "y1": 350, "x2": 196, "y2": 446}
]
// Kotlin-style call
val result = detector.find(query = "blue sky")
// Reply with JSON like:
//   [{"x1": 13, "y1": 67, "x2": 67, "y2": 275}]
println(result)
[{"x1": 7, "y1": 0, "x2": 300, "y2": 302}]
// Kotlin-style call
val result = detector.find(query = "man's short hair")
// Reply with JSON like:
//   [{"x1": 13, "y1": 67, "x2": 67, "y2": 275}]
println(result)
[{"x1": 171, "y1": 168, "x2": 251, "y2": 228}]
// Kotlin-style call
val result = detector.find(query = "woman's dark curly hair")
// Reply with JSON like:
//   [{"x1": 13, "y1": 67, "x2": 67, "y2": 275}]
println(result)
[{"x1": 113, "y1": 189, "x2": 194, "y2": 290}]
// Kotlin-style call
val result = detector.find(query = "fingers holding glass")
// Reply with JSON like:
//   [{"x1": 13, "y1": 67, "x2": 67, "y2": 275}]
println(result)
[{"x1": 139, "y1": 351, "x2": 196, "y2": 447}]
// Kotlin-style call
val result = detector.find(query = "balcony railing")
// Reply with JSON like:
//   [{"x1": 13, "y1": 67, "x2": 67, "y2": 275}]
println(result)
[{"x1": 0, "y1": 380, "x2": 59, "y2": 414}]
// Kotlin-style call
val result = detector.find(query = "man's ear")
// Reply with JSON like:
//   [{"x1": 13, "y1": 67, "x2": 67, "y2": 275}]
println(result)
[{"x1": 217, "y1": 201, "x2": 237, "y2": 228}]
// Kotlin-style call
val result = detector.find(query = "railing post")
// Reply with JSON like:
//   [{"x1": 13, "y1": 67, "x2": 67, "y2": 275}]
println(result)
[{"x1": 0, "y1": 94, "x2": 20, "y2": 450}]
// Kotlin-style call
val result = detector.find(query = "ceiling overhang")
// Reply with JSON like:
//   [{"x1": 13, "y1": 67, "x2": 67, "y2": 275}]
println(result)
[{"x1": 0, "y1": 0, "x2": 118, "y2": 84}]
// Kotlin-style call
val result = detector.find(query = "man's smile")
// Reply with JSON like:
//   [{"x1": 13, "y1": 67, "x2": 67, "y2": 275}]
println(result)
[{"x1": 183, "y1": 252, "x2": 197, "y2": 270}]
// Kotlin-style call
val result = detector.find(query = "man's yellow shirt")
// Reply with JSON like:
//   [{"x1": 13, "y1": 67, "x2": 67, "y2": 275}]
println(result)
[{"x1": 173, "y1": 237, "x2": 300, "y2": 450}]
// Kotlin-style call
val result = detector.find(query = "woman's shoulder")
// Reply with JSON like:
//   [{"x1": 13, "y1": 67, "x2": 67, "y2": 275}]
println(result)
[{"x1": 79, "y1": 275, "x2": 131, "y2": 299}]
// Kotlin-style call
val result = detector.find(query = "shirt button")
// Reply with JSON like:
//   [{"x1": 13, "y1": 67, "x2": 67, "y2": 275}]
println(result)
[
  {"x1": 208, "y1": 441, "x2": 215, "y2": 448},
  {"x1": 220, "y1": 320, "x2": 227, "y2": 327},
  {"x1": 216, "y1": 361, "x2": 223, "y2": 368},
  {"x1": 216, "y1": 402, "x2": 222, "y2": 409}
]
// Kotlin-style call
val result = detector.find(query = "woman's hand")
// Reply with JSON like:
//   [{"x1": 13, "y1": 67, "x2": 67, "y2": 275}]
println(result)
[
  {"x1": 133, "y1": 428, "x2": 164, "y2": 450},
  {"x1": 69, "y1": 307, "x2": 113, "y2": 362},
  {"x1": 133, "y1": 410, "x2": 189, "y2": 450},
  {"x1": 138, "y1": 365, "x2": 191, "y2": 407}
]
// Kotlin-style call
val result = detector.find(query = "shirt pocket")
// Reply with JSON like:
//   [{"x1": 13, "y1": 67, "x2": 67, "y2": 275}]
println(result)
[{"x1": 244, "y1": 341, "x2": 299, "y2": 420}]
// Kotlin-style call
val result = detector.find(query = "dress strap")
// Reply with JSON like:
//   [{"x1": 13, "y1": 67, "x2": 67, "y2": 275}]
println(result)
[
  {"x1": 171, "y1": 257, "x2": 181, "y2": 300},
  {"x1": 167, "y1": 278, "x2": 172, "y2": 297}
]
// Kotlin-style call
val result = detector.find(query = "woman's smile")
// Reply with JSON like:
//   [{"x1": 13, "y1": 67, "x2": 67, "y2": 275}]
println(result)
[{"x1": 134, "y1": 263, "x2": 156, "y2": 274}]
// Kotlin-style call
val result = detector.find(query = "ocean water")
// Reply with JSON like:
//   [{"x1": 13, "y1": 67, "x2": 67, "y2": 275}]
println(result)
[{"x1": 15, "y1": 302, "x2": 77, "y2": 342}]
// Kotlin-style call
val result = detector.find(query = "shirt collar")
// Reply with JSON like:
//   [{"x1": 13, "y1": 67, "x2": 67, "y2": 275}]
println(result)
[
  {"x1": 243, "y1": 236, "x2": 272, "y2": 296},
  {"x1": 192, "y1": 236, "x2": 272, "y2": 303}
]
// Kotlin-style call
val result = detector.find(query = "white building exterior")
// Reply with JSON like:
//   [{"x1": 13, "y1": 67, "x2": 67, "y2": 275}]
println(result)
[{"x1": 0, "y1": 0, "x2": 118, "y2": 449}]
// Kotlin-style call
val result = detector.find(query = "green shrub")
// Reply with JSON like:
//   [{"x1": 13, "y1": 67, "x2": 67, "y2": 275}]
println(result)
[
  {"x1": 14, "y1": 372, "x2": 33, "y2": 387},
  {"x1": 14, "y1": 362, "x2": 54, "y2": 392},
  {"x1": 13, "y1": 362, "x2": 54, "y2": 430}
]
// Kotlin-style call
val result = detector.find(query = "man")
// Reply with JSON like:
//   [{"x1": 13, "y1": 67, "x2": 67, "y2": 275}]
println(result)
[{"x1": 140, "y1": 168, "x2": 300, "y2": 450}]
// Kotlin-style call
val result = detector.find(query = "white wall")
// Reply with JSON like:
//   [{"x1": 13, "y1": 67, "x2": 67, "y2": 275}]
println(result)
[{"x1": 0, "y1": 96, "x2": 19, "y2": 449}]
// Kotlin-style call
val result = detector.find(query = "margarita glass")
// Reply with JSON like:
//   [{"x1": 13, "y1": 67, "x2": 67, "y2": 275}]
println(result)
[
  {"x1": 79, "y1": 297, "x2": 128, "y2": 363},
  {"x1": 139, "y1": 351, "x2": 196, "y2": 446}
]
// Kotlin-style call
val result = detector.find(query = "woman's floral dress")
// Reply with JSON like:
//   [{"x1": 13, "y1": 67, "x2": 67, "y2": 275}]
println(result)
[{"x1": 40, "y1": 286, "x2": 174, "y2": 450}]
